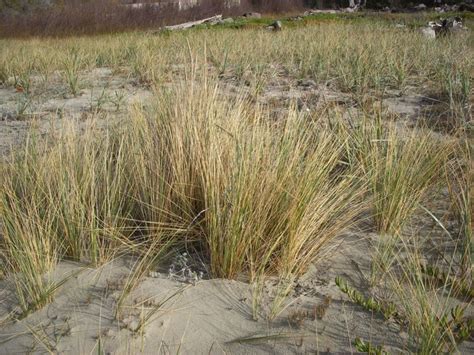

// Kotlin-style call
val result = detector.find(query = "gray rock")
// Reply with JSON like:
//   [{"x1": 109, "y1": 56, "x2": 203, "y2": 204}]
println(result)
[
  {"x1": 242, "y1": 12, "x2": 261, "y2": 19},
  {"x1": 269, "y1": 20, "x2": 282, "y2": 31},
  {"x1": 421, "y1": 27, "x2": 436, "y2": 39},
  {"x1": 288, "y1": 16, "x2": 303, "y2": 21}
]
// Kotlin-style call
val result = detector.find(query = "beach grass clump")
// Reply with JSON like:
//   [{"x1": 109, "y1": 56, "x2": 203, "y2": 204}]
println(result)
[
  {"x1": 0, "y1": 73, "x2": 366, "y2": 313},
  {"x1": 369, "y1": 127, "x2": 452, "y2": 236},
  {"x1": 123, "y1": 76, "x2": 367, "y2": 280},
  {"x1": 332, "y1": 111, "x2": 455, "y2": 284},
  {"x1": 337, "y1": 114, "x2": 453, "y2": 236},
  {"x1": 1, "y1": 189, "x2": 59, "y2": 315}
]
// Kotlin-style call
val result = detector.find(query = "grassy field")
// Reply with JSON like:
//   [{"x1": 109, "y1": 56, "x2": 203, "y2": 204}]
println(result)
[{"x1": 0, "y1": 12, "x2": 472, "y2": 353}]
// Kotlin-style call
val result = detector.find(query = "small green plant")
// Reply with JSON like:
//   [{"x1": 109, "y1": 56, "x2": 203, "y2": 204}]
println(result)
[
  {"x1": 207, "y1": 46, "x2": 229, "y2": 77},
  {"x1": 12, "y1": 269, "x2": 80, "y2": 318},
  {"x1": 15, "y1": 93, "x2": 31, "y2": 117},
  {"x1": 420, "y1": 264, "x2": 473, "y2": 300},
  {"x1": 95, "y1": 337, "x2": 106, "y2": 355},
  {"x1": 111, "y1": 90, "x2": 126, "y2": 111},
  {"x1": 287, "y1": 296, "x2": 332, "y2": 328},
  {"x1": 251, "y1": 63, "x2": 269, "y2": 97},
  {"x1": 90, "y1": 86, "x2": 110, "y2": 113},
  {"x1": 0, "y1": 66, "x2": 8, "y2": 84},
  {"x1": 335, "y1": 276, "x2": 398, "y2": 320},
  {"x1": 12, "y1": 71, "x2": 32, "y2": 94},
  {"x1": 130, "y1": 47, "x2": 164, "y2": 85},
  {"x1": 387, "y1": 45, "x2": 412, "y2": 91},
  {"x1": 62, "y1": 48, "x2": 82, "y2": 96},
  {"x1": 440, "y1": 63, "x2": 472, "y2": 128},
  {"x1": 446, "y1": 305, "x2": 474, "y2": 344},
  {"x1": 354, "y1": 337, "x2": 387, "y2": 355},
  {"x1": 354, "y1": 338, "x2": 387, "y2": 355}
]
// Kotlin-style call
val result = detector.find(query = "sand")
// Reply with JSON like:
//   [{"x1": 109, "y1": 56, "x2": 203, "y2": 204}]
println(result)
[{"x1": 0, "y1": 232, "x2": 414, "y2": 354}]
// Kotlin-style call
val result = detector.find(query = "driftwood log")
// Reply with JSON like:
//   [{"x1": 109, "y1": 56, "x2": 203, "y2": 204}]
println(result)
[{"x1": 164, "y1": 14, "x2": 223, "y2": 31}]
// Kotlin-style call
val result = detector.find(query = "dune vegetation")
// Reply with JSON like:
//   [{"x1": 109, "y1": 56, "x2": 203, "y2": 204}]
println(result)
[{"x1": 0, "y1": 11, "x2": 472, "y2": 353}]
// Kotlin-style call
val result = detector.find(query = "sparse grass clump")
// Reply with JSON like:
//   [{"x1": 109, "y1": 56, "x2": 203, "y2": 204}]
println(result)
[
  {"x1": 333, "y1": 112, "x2": 455, "y2": 284},
  {"x1": 338, "y1": 230, "x2": 473, "y2": 353},
  {"x1": 447, "y1": 139, "x2": 473, "y2": 284},
  {"x1": 389, "y1": 235, "x2": 473, "y2": 354},
  {"x1": 337, "y1": 117, "x2": 452, "y2": 220},
  {"x1": 62, "y1": 48, "x2": 83, "y2": 96},
  {"x1": 368, "y1": 126, "x2": 452, "y2": 236}
]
